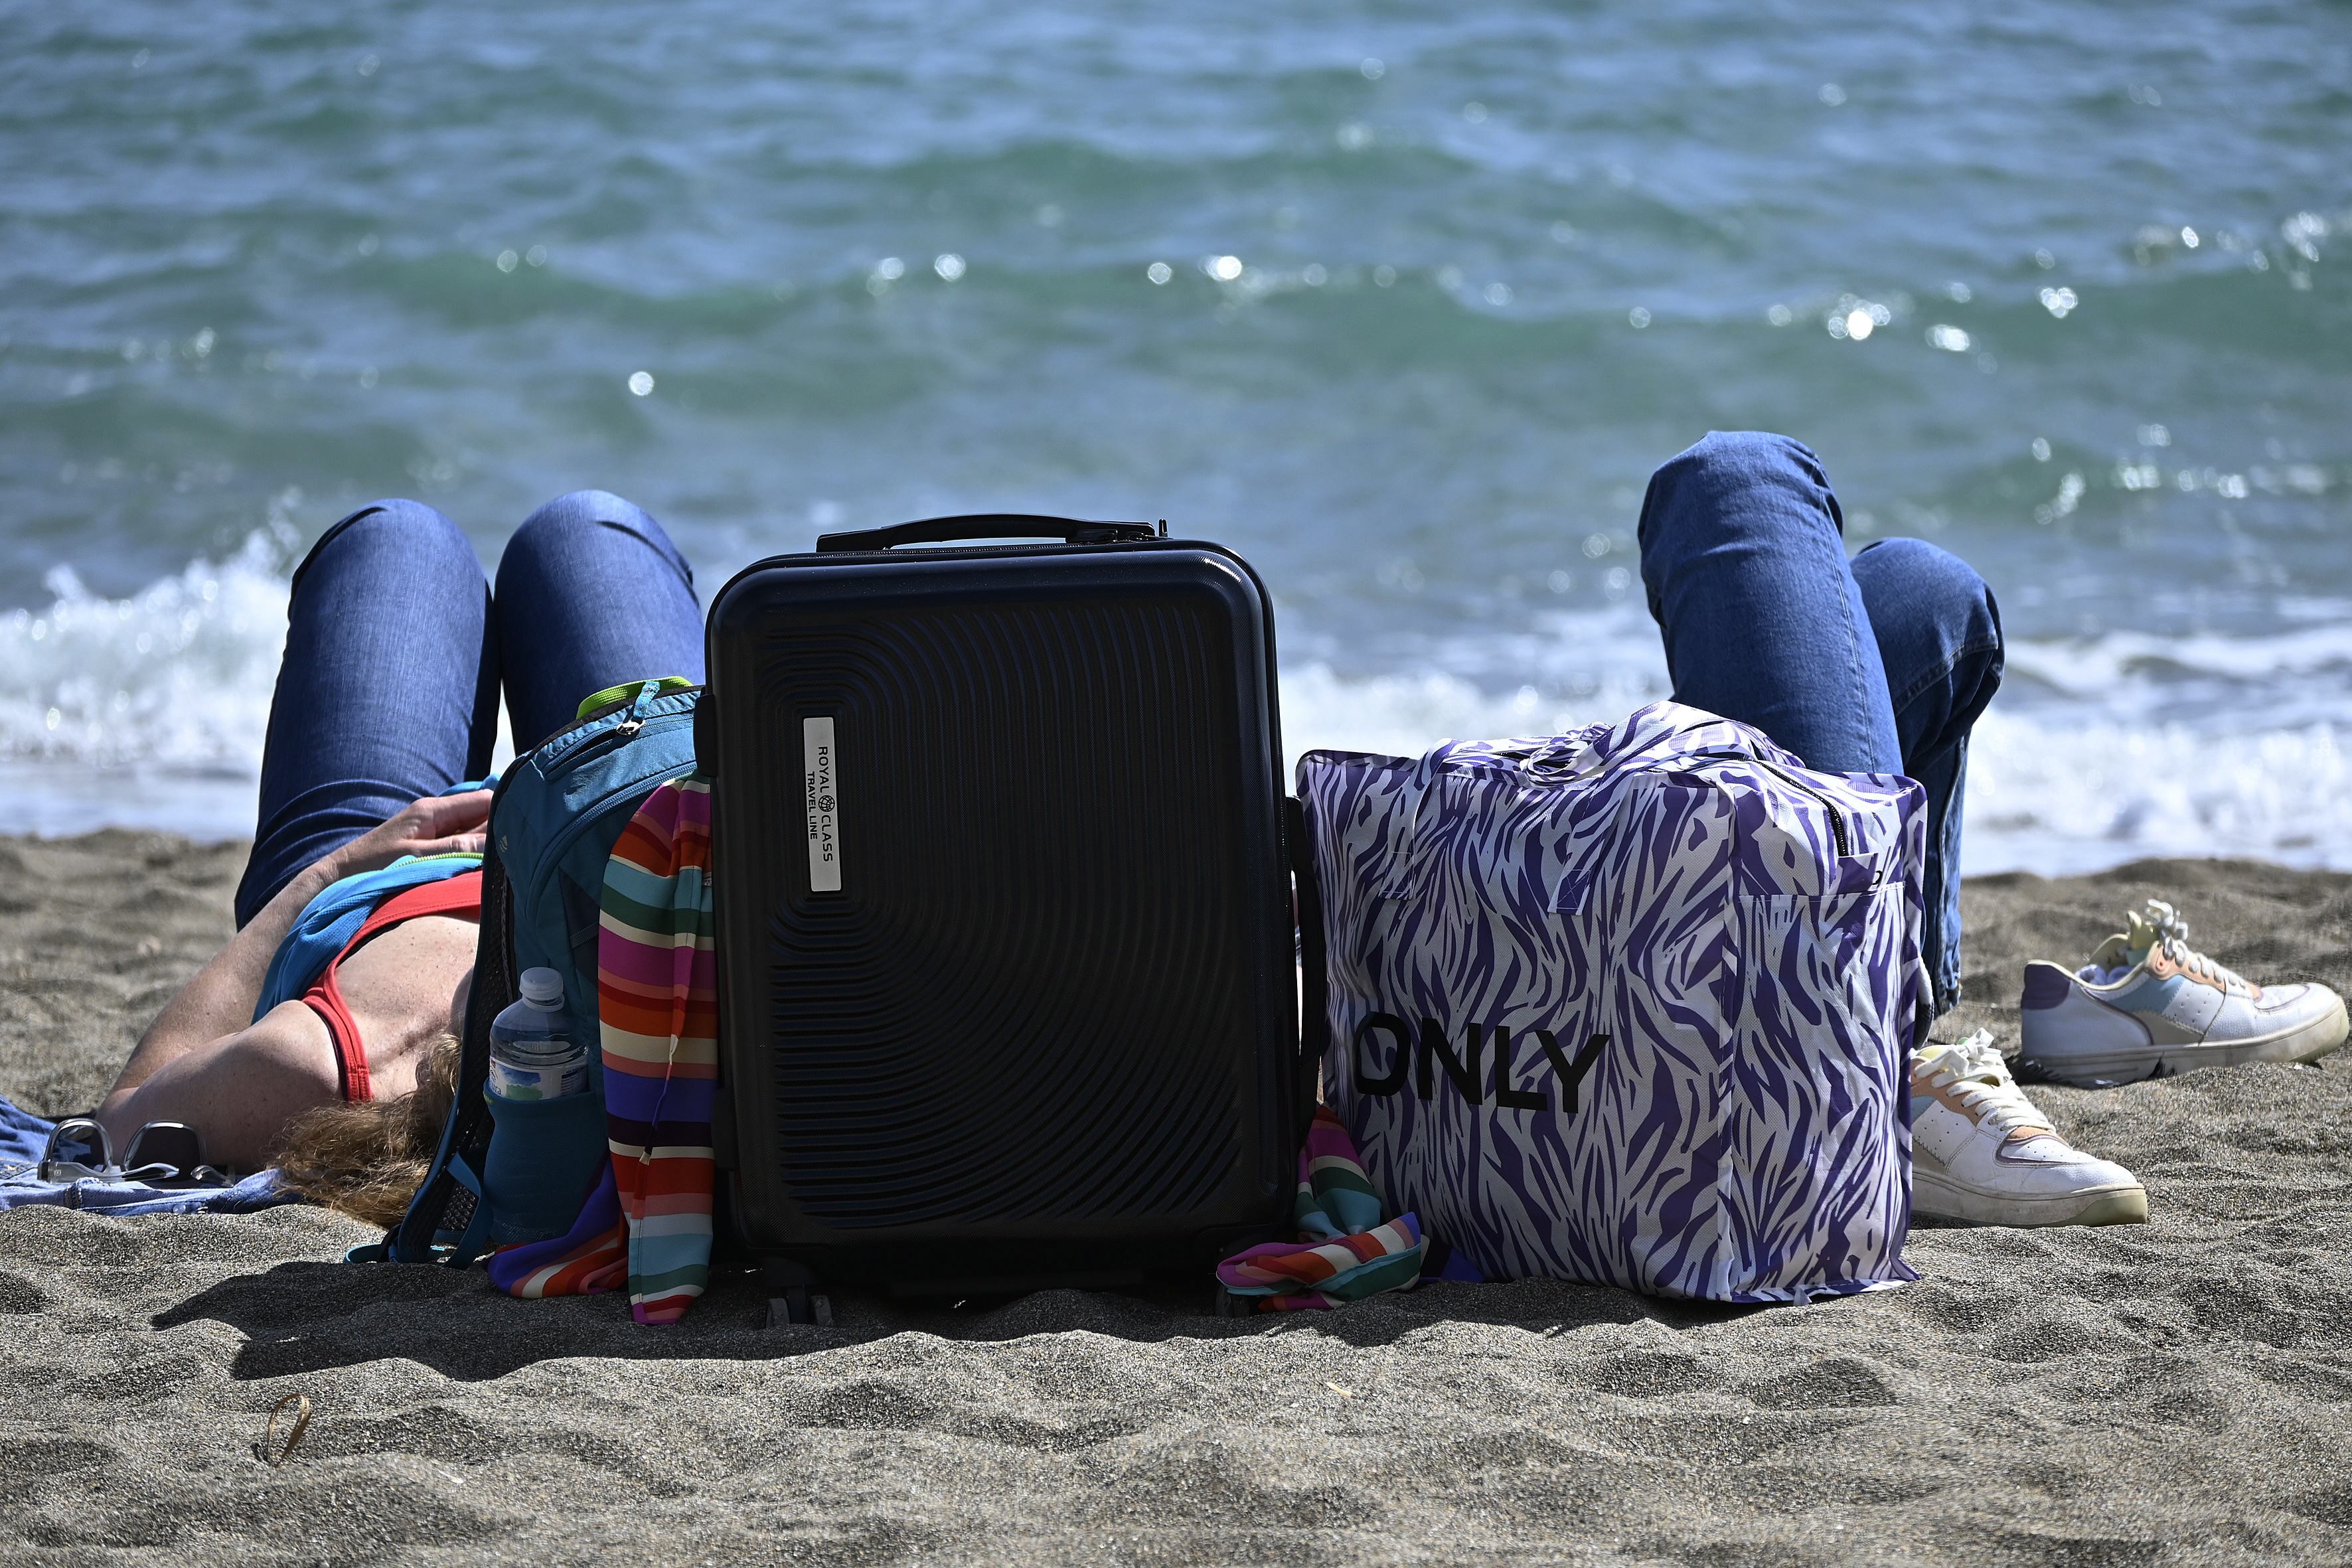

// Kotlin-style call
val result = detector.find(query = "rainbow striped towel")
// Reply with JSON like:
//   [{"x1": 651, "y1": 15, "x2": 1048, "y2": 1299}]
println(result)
[
  {"x1": 598, "y1": 775, "x2": 718, "y2": 1324},
  {"x1": 485, "y1": 775, "x2": 716, "y2": 1325},
  {"x1": 1215, "y1": 1107, "x2": 1426, "y2": 1311}
]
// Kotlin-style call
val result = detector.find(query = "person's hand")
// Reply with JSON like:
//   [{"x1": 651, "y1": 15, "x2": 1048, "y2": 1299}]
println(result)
[{"x1": 320, "y1": 790, "x2": 495, "y2": 880}]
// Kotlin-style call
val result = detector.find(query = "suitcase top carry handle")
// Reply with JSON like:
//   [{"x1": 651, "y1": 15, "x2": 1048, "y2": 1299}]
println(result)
[{"x1": 816, "y1": 514, "x2": 1165, "y2": 552}]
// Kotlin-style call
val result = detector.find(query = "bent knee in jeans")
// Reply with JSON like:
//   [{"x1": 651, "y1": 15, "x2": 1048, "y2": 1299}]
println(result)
[
  {"x1": 291, "y1": 499, "x2": 480, "y2": 601},
  {"x1": 1851, "y1": 538, "x2": 2003, "y2": 721}
]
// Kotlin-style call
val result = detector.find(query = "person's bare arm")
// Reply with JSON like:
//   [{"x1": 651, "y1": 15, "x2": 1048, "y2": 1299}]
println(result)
[
  {"x1": 101, "y1": 908, "x2": 477, "y2": 1170},
  {"x1": 108, "y1": 1003, "x2": 345, "y2": 1171},
  {"x1": 99, "y1": 791, "x2": 491, "y2": 1131}
]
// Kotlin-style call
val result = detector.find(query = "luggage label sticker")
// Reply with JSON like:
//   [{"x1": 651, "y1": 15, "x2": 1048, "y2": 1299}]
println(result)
[{"x1": 804, "y1": 716, "x2": 842, "y2": 893}]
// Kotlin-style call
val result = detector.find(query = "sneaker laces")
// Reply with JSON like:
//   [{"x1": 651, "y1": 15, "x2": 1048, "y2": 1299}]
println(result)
[
  {"x1": 2126, "y1": 900, "x2": 2249, "y2": 991},
  {"x1": 1913, "y1": 1030, "x2": 2061, "y2": 1152}
]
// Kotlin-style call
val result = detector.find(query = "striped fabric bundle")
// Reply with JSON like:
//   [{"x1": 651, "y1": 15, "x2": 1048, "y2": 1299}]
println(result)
[
  {"x1": 1215, "y1": 1108, "x2": 1426, "y2": 1311},
  {"x1": 597, "y1": 775, "x2": 719, "y2": 1324},
  {"x1": 485, "y1": 1167, "x2": 627, "y2": 1300}
]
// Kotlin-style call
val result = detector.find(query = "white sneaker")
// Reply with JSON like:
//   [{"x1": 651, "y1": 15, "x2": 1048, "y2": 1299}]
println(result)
[
  {"x1": 2017, "y1": 900, "x2": 2349, "y2": 1088},
  {"x1": 1911, "y1": 1032, "x2": 2148, "y2": 1227}
]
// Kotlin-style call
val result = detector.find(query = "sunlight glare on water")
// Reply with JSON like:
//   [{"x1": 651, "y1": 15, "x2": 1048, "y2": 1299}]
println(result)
[{"x1": 0, "y1": 0, "x2": 2346, "y2": 871}]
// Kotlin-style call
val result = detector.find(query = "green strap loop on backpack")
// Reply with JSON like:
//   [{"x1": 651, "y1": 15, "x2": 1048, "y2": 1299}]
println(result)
[{"x1": 575, "y1": 676, "x2": 696, "y2": 724}]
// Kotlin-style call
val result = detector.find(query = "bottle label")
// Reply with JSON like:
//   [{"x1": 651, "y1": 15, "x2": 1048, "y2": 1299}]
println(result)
[{"x1": 487, "y1": 1054, "x2": 588, "y2": 1101}]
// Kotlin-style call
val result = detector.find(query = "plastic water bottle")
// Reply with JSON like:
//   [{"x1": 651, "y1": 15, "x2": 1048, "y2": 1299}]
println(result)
[
  {"x1": 481, "y1": 967, "x2": 602, "y2": 1245},
  {"x1": 487, "y1": 968, "x2": 588, "y2": 1101}
]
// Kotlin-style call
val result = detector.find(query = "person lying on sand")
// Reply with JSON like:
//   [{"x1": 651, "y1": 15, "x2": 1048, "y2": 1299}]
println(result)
[
  {"x1": 46, "y1": 434, "x2": 2264, "y2": 1233},
  {"x1": 87, "y1": 489, "x2": 704, "y2": 1220}
]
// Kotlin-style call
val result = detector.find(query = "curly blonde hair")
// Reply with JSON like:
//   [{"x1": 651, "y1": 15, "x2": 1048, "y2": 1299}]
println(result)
[{"x1": 271, "y1": 1035, "x2": 461, "y2": 1227}]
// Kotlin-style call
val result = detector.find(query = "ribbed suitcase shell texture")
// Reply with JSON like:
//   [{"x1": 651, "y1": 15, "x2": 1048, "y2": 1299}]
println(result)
[{"x1": 705, "y1": 540, "x2": 1297, "y2": 1289}]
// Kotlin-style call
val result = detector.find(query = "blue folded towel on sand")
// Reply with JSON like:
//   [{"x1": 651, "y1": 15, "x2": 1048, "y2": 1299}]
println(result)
[{"x1": 0, "y1": 1093, "x2": 291, "y2": 1215}]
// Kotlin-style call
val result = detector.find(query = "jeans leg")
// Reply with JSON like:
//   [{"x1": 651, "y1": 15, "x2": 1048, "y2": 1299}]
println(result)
[
  {"x1": 235, "y1": 501, "x2": 498, "y2": 925},
  {"x1": 1851, "y1": 539, "x2": 2005, "y2": 1014},
  {"x1": 492, "y1": 490, "x2": 705, "y2": 751},
  {"x1": 1637, "y1": 431, "x2": 1901, "y2": 774}
]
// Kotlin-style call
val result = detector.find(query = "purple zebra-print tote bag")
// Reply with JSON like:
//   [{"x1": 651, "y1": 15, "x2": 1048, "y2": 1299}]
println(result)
[{"x1": 1299, "y1": 700, "x2": 1928, "y2": 1303}]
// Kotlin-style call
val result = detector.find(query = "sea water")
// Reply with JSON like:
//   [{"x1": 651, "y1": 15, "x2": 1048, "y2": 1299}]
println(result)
[{"x1": 2, "y1": 1, "x2": 2345, "y2": 872}]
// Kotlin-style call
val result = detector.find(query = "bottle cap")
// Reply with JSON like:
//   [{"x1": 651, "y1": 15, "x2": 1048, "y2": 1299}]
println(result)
[{"x1": 518, "y1": 967, "x2": 565, "y2": 1006}]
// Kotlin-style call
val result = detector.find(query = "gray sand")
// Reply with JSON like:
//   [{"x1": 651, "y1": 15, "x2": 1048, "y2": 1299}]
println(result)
[{"x1": 5, "y1": 832, "x2": 2351, "y2": 1563}]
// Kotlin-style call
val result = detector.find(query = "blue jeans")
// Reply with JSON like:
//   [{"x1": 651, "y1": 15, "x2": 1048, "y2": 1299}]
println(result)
[
  {"x1": 1638, "y1": 432, "x2": 2003, "y2": 1014},
  {"x1": 234, "y1": 491, "x2": 705, "y2": 926}
]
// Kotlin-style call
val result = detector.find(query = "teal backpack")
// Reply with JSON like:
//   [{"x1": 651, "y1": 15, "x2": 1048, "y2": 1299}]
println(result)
[{"x1": 386, "y1": 677, "x2": 700, "y2": 1265}]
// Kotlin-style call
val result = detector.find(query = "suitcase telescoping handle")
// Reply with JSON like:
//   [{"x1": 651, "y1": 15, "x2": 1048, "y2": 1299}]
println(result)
[{"x1": 816, "y1": 514, "x2": 1165, "y2": 552}]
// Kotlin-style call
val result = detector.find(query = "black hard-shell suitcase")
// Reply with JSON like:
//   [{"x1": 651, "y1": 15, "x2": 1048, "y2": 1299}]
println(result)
[{"x1": 700, "y1": 515, "x2": 1326, "y2": 1314}]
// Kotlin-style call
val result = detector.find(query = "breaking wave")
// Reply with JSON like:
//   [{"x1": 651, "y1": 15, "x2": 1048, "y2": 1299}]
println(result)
[{"x1": 7, "y1": 553, "x2": 2347, "y2": 874}]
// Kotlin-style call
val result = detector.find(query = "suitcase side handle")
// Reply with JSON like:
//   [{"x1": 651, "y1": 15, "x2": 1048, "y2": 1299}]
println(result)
[{"x1": 815, "y1": 514, "x2": 1164, "y2": 552}]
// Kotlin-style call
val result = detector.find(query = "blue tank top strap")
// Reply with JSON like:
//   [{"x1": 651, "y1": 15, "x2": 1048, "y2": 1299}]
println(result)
[{"x1": 252, "y1": 852, "x2": 484, "y2": 1020}]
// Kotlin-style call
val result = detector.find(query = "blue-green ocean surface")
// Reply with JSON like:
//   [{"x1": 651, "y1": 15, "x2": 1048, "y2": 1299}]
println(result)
[{"x1": 2, "y1": 2, "x2": 2347, "y2": 869}]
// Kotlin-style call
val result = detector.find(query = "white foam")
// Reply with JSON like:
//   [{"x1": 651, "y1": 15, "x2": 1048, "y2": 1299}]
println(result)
[
  {"x1": 4, "y1": 554, "x2": 2347, "y2": 876},
  {"x1": 1, "y1": 533, "x2": 293, "y2": 838},
  {"x1": 1281, "y1": 663, "x2": 2352, "y2": 876},
  {"x1": 1965, "y1": 708, "x2": 2350, "y2": 874},
  {"x1": 1277, "y1": 604, "x2": 2352, "y2": 876},
  {"x1": 2002, "y1": 611, "x2": 2352, "y2": 729}
]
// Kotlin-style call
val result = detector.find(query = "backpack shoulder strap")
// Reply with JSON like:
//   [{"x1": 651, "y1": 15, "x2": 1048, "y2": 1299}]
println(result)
[{"x1": 386, "y1": 779, "x2": 520, "y2": 1265}]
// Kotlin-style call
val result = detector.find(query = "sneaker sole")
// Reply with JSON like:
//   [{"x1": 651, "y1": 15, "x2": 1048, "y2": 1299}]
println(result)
[
  {"x1": 2020, "y1": 990, "x2": 2349, "y2": 1089},
  {"x1": 1913, "y1": 1170, "x2": 2150, "y2": 1228}
]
